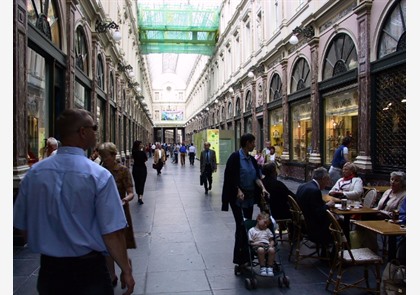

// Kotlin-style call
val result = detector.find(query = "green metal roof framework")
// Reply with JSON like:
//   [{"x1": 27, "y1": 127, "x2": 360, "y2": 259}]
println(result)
[{"x1": 137, "y1": 3, "x2": 220, "y2": 55}]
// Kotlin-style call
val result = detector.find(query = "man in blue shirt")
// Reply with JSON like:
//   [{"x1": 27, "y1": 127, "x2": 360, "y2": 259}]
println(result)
[{"x1": 13, "y1": 108, "x2": 135, "y2": 295}]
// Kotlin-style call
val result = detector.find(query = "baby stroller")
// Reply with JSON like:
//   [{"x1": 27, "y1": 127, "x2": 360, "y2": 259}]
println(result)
[{"x1": 234, "y1": 200, "x2": 290, "y2": 290}]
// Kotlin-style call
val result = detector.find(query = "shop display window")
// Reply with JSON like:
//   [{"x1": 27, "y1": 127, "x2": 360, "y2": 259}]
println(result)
[
  {"x1": 27, "y1": 48, "x2": 48, "y2": 163},
  {"x1": 291, "y1": 101, "x2": 312, "y2": 161},
  {"x1": 269, "y1": 108, "x2": 283, "y2": 156},
  {"x1": 324, "y1": 89, "x2": 358, "y2": 164}
]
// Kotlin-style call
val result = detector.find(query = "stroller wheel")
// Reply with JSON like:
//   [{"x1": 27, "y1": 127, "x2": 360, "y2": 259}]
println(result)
[
  {"x1": 283, "y1": 276, "x2": 290, "y2": 288},
  {"x1": 278, "y1": 276, "x2": 283, "y2": 288},
  {"x1": 245, "y1": 278, "x2": 253, "y2": 290},
  {"x1": 234, "y1": 265, "x2": 240, "y2": 276},
  {"x1": 252, "y1": 278, "x2": 257, "y2": 289}
]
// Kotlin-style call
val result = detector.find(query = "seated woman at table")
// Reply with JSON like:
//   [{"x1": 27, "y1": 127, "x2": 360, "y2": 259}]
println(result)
[
  {"x1": 328, "y1": 162, "x2": 364, "y2": 202},
  {"x1": 374, "y1": 171, "x2": 406, "y2": 219}
]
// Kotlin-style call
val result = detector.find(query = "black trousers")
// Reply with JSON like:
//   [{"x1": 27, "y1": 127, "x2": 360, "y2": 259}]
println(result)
[
  {"x1": 189, "y1": 153, "x2": 195, "y2": 164},
  {"x1": 203, "y1": 164, "x2": 213, "y2": 190},
  {"x1": 230, "y1": 200, "x2": 253, "y2": 265},
  {"x1": 37, "y1": 251, "x2": 113, "y2": 295}
]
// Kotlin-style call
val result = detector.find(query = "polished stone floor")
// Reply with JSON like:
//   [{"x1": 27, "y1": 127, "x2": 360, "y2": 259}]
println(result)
[{"x1": 13, "y1": 157, "x2": 393, "y2": 294}]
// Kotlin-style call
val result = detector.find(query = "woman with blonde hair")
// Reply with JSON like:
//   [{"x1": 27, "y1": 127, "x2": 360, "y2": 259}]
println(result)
[{"x1": 98, "y1": 142, "x2": 136, "y2": 288}]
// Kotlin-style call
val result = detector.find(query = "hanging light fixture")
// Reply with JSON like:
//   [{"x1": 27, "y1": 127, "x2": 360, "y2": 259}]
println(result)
[
  {"x1": 228, "y1": 87, "x2": 234, "y2": 93},
  {"x1": 289, "y1": 34, "x2": 299, "y2": 45},
  {"x1": 95, "y1": 20, "x2": 121, "y2": 42},
  {"x1": 289, "y1": 25, "x2": 315, "y2": 45},
  {"x1": 247, "y1": 71, "x2": 255, "y2": 78}
]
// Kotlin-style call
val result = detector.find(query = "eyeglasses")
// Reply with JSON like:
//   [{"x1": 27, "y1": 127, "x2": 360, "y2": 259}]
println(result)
[{"x1": 80, "y1": 124, "x2": 98, "y2": 132}]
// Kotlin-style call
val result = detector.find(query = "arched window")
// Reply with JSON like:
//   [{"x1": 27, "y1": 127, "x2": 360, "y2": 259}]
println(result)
[
  {"x1": 291, "y1": 58, "x2": 311, "y2": 92},
  {"x1": 110, "y1": 72, "x2": 115, "y2": 102},
  {"x1": 323, "y1": 33, "x2": 358, "y2": 79},
  {"x1": 235, "y1": 96, "x2": 241, "y2": 116},
  {"x1": 27, "y1": 0, "x2": 61, "y2": 47},
  {"x1": 96, "y1": 55, "x2": 105, "y2": 90},
  {"x1": 75, "y1": 26, "x2": 88, "y2": 73},
  {"x1": 245, "y1": 91, "x2": 252, "y2": 112},
  {"x1": 378, "y1": 0, "x2": 406, "y2": 58},
  {"x1": 228, "y1": 102, "x2": 233, "y2": 118},
  {"x1": 269, "y1": 73, "x2": 281, "y2": 101}
]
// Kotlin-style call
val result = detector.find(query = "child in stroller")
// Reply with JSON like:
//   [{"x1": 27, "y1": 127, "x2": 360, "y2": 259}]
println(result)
[
  {"x1": 248, "y1": 212, "x2": 276, "y2": 276},
  {"x1": 238, "y1": 209, "x2": 290, "y2": 290}
]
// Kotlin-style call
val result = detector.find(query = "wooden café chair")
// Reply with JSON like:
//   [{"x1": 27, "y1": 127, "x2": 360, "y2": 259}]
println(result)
[
  {"x1": 325, "y1": 210, "x2": 383, "y2": 294},
  {"x1": 287, "y1": 195, "x2": 330, "y2": 269}
]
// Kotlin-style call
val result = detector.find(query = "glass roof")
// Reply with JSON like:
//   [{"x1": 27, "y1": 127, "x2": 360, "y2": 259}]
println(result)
[
  {"x1": 137, "y1": 0, "x2": 222, "y2": 92},
  {"x1": 138, "y1": 1, "x2": 220, "y2": 55}
]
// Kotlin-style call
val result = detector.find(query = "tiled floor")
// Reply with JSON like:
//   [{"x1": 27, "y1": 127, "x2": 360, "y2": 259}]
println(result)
[{"x1": 14, "y1": 158, "x2": 390, "y2": 294}]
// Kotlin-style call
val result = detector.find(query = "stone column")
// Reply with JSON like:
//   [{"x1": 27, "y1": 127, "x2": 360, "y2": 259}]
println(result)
[
  {"x1": 13, "y1": 0, "x2": 29, "y2": 201},
  {"x1": 65, "y1": 0, "x2": 77, "y2": 109},
  {"x1": 308, "y1": 37, "x2": 321, "y2": 165},
  {"x1": 251, "y1": 79, "x2": 257, "y2": 136},
  {"x1": 280, "y1": 58, "x2": 289, "y2": 160},
  {"x1": 353, "y1": 1, "x2": 373, "y2": 171}
]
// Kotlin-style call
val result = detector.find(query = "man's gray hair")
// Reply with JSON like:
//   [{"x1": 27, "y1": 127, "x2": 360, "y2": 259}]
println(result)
[{"x1": 312, "y1": 167, "x2": 329, "y2": 181}]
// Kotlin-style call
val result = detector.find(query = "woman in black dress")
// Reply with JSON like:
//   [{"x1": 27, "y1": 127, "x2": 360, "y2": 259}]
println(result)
[{"x1": 131, "y1": 140, "x2": 148, "y2": 204}]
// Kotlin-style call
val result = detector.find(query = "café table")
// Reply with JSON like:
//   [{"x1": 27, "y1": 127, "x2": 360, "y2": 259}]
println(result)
[
  {"x1": 352, "y1": 220, "x2": 406, "y2": 261},
  {"x1": 331, "y1": 206, "x2": 378, "y2": 244}
]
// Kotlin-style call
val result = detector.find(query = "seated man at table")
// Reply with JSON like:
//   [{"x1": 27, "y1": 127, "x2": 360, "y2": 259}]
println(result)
[
  {"x1": 328, "y1": 162, "x2": 364, "y2": 202},
  {"x1": 296, "y1": 167, "x2": 335, "y2": 252}
]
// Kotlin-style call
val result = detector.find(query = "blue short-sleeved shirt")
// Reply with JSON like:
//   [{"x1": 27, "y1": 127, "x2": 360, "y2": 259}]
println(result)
[{"x1": 13, "y1": 147, "x2": 127, "y2": 257}]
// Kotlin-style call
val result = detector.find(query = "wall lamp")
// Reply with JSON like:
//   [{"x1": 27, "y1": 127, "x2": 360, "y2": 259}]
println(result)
[
  {"x1": 95, "y1": 20, "x2": 122, "y2": 42},
  {"x1": 247, "y1": 71, "x2": 255, "y2": 78},
  {"x1": 128, "y1": 81, "x2": 138, "y2": 87},
  {"x1": 289, "y1": 25, "x2": 315, "y2": 45},
  {"x1": 118, "y1": 63, "x2": 135, "y2": 78},
  {"x1": 228, "y1": 87, "x2": 234, "y2": 93},
  {"x1": 118, "y1": 63, "x2": 132, "y2": 72}
]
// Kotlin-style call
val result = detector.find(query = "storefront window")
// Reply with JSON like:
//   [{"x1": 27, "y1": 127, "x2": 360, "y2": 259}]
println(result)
[
  {"x1": 324, "y1": 89, "x2": 358, "y2": 163},
  {"x1": 27, "y1": 48, "x2": 48, "y2": 163},
  {"x1": 291, "y1": 101, "x2": 312, "y2": 161},
  {"x1": 269, "y1": 108, "x2": 283, "y2": 156}
]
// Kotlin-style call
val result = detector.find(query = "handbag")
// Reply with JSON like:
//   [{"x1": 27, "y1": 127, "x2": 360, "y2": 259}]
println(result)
[
  {"x1": 200, "y1": 173, "x2": 204, "y2": 186},
  {"x1": 152, "y1": 163, "x2": 157, "y2": 169},
  {"x1": 381, "y1": 259, "x2": 406, "y2": 295}
]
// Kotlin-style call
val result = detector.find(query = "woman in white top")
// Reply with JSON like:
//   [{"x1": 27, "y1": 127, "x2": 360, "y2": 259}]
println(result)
[{"x1": 328, "y1": 162, "x2": 364, "y2": 201}]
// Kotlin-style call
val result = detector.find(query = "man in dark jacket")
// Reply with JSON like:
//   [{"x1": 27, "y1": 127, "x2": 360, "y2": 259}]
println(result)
[
  {"x1": 221, "y1": 133, "x2": 269, "y2": 266},
  {"x1": 296, "y1": 167, "x2": 335, "y2": 246},
  {"x1": 199, "y1": 142, "x2": 217, "y2": 194}
]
